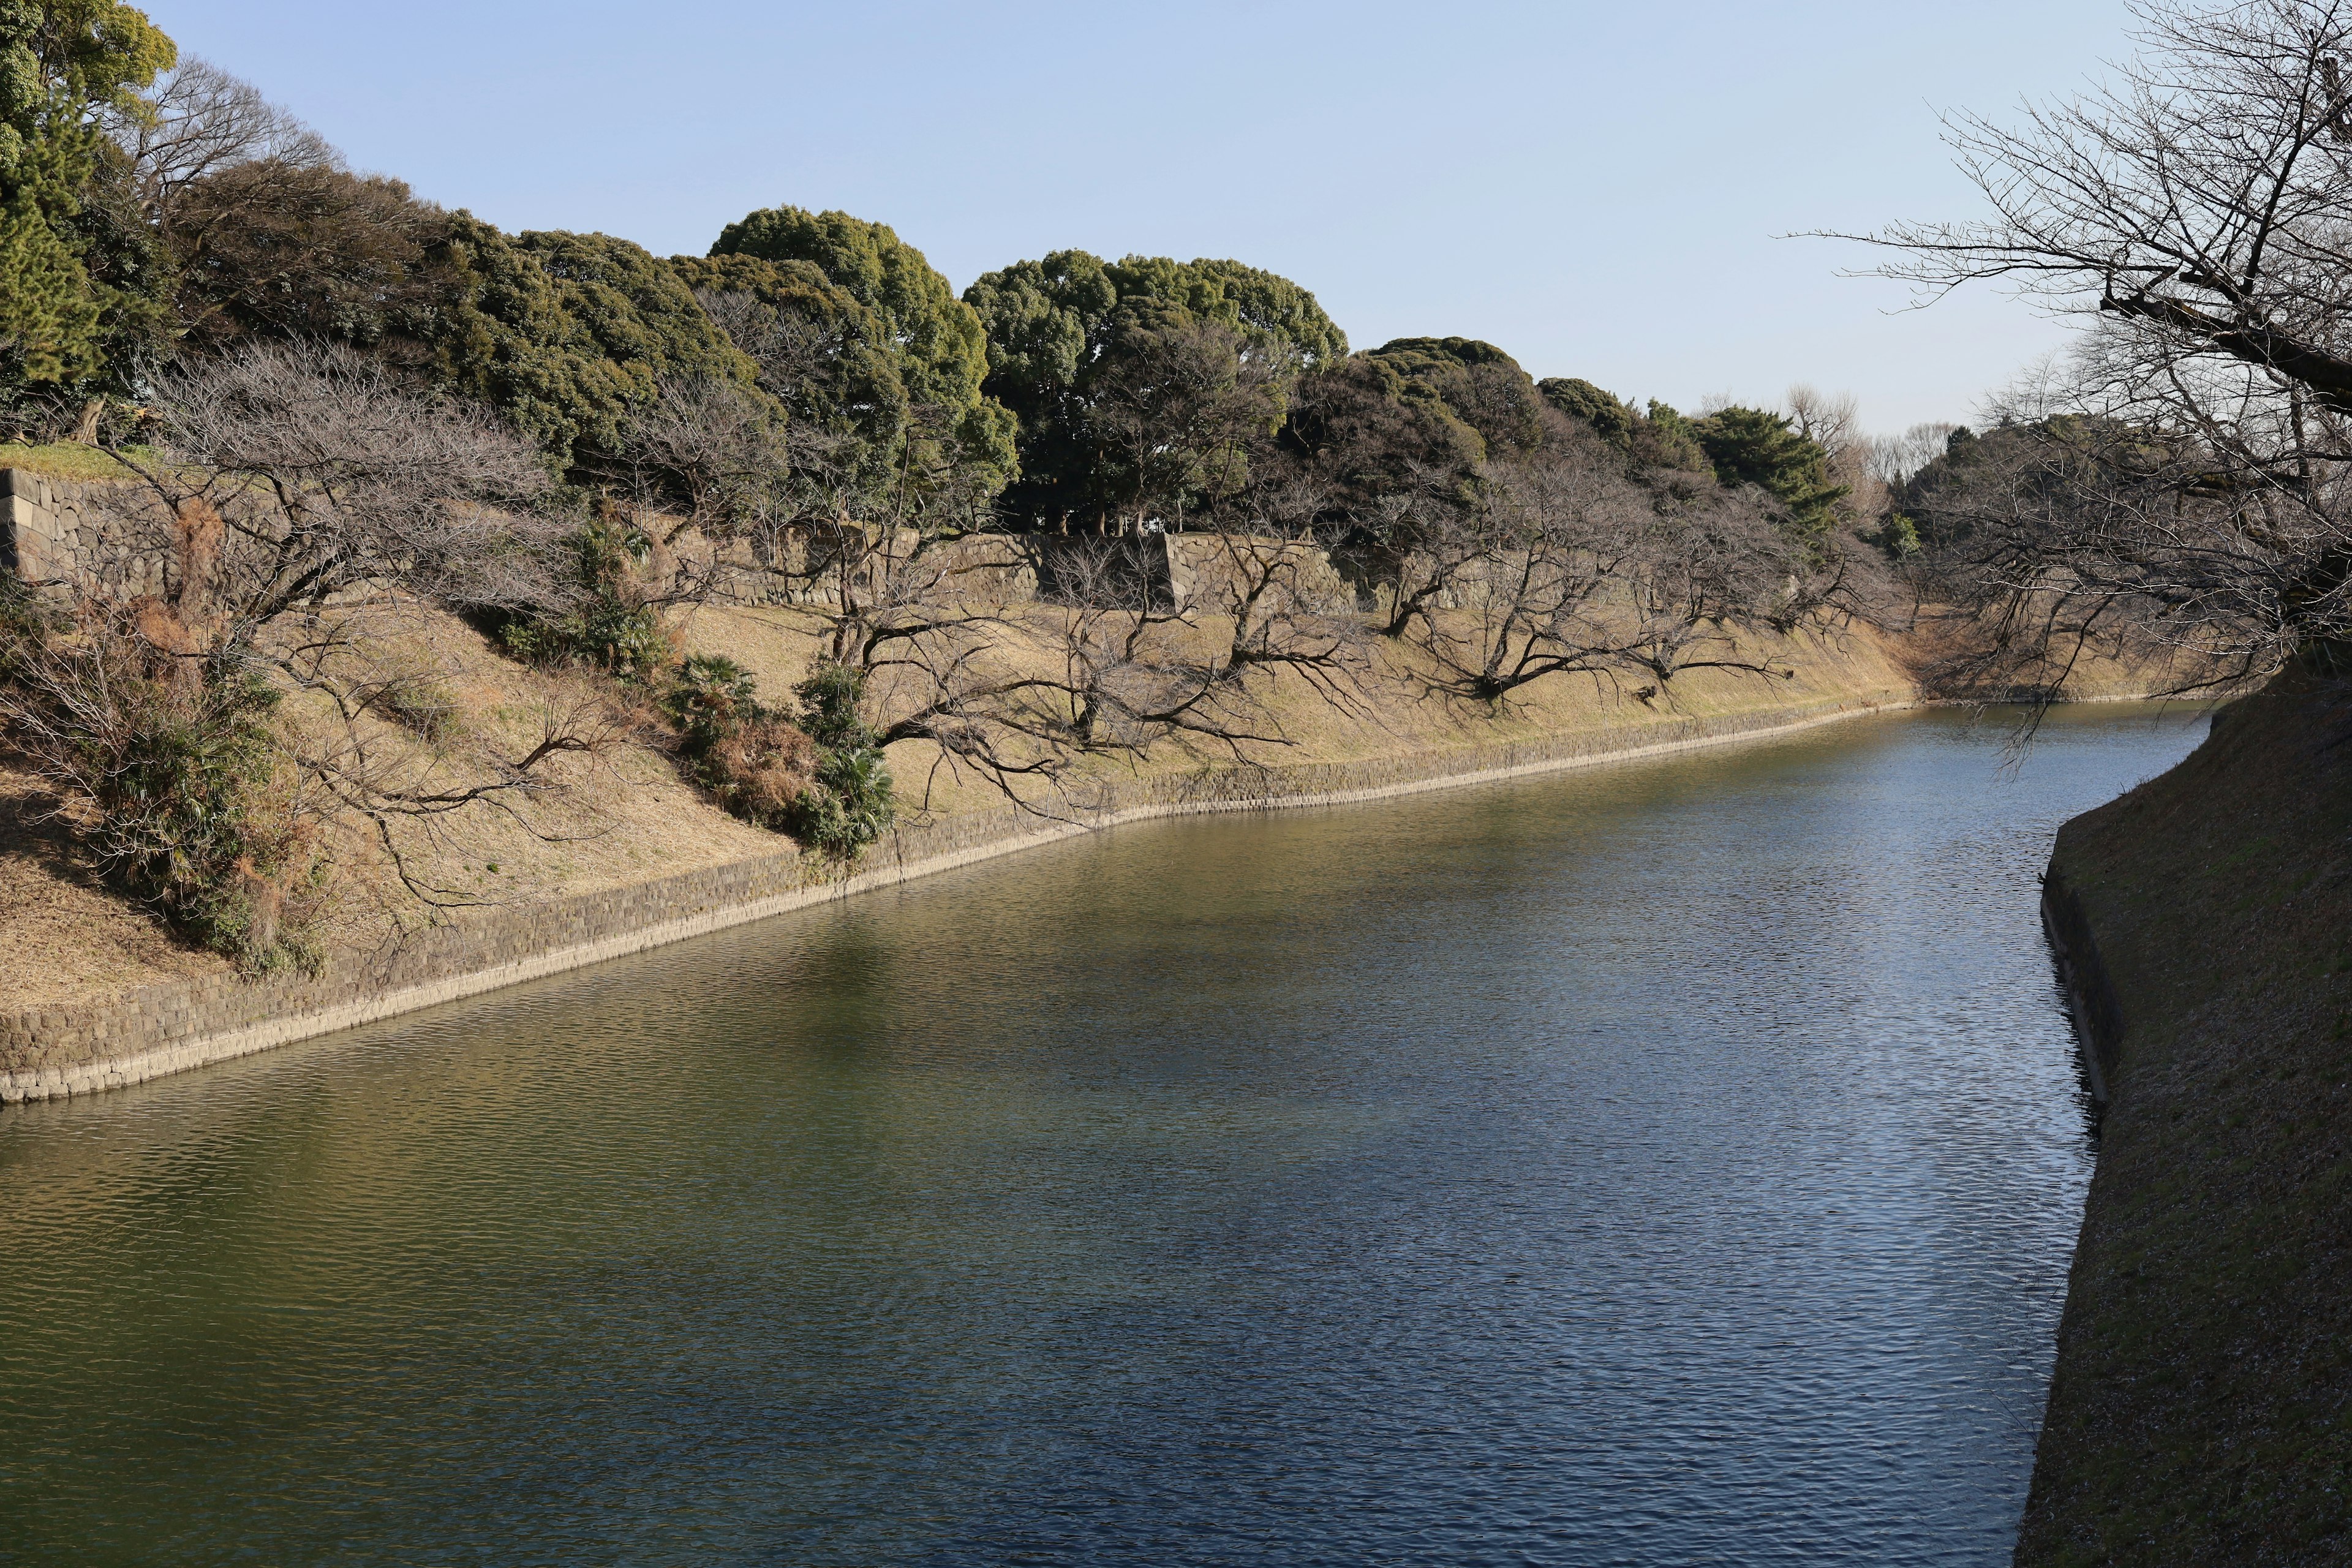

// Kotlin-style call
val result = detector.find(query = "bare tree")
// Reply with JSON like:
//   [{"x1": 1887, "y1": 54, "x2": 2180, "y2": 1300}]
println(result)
[
  {"x1": 1402, "y1": 440, "x2": 1798, "y2": 704},
  {"x1": 606, "y1": 371, "x2": 792, "y2": 543},
  {"x1": 1867, "y1": 423, "x2": 1962, "y2": 491},
  {"x1": 699, "y1": 336, "x2": 1372, "y2": 815},
  {"x1": 1835, "y1": 0, "x2": 2352, "y2": 680},
  {"x1": 878, "y1": 529, "x2": 1368, "y2": 809},
  {"x1": 99, "y1": 341, "x2": 559, "y2": 628},
  {"x1": 1, "y1": 343, "x2": 612, "y2": 954},
  {"x1": 1787, "y1": 386, "x2": 1863, "y2": 458},
  {"x1": 107, "y1": 57, "x2": 339, "y2": 222},
  {"x1": 1787, "y1": 384, "x2": 1887, "y2": 526}
]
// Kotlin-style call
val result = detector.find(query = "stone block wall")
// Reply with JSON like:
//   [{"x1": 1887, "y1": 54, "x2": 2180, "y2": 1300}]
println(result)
[
  {"x1": 2, "y1": 469, "x2": 1361, "y2": 622},
  {"x1": 1, "y1": 468, "x2": 172, "y2": 594},
  {"x1": 1166, "y1": 534, "x2": 1360, "y2": 615},
  {"x1": 669, "y1": 523, "x2": 1044, "y2": 611}
]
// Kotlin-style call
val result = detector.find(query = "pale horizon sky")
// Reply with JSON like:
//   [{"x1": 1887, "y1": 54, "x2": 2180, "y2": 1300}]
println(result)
[{"x1": 143, "y1": 0, "x2": 2138, "y2": 436}]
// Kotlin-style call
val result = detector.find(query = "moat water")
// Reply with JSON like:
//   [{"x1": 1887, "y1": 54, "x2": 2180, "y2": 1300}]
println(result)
[{"x1": 0, "y1": 705, "x2": 2206, "y2": 1566}]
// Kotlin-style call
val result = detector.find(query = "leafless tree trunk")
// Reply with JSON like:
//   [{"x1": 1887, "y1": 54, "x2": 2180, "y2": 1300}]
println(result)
[
  {"x1": 104, "y1": 56, "x2": 339, "y2": 223},
  {"x1": 1398, "y1": 449, "x2": 1797, "y2": 704},
  {"x1": 1834, "y1": 0, "x2": 2352, "y2": 680},
  {"x1": 1, "y1": 343, "x2": 617, "y2": 955}
]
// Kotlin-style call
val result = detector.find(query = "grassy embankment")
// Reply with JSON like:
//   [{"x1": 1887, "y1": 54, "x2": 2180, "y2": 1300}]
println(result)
[
  {"x1": 0, "y1": 572, "x2": 1920, "y2": 1014},
  {"x1": 2020, "y1": 658, "x2": 2352, "y2": 1566},
  {"x1": 0, "y1": 443, "x2": 138, "y2": 483},
  {"x1": 0, "y1": 441, "x2": 2165, "y2": 1027}
]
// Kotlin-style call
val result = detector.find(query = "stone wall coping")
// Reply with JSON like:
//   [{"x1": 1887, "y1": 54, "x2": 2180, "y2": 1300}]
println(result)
[{"x1": 1, "y1": 692, "x2": 1917, "y2": 1106}]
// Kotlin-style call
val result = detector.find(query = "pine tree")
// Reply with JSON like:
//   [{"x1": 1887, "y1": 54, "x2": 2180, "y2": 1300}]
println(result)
[{"x1": 0, "y1": 0, "x2": 174, "y2": 394}]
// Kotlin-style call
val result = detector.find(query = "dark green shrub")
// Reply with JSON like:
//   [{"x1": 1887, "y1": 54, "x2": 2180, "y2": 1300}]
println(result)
[
  {"x1": 78, "y1": 660, "x2": 323, "y2": 969},
  {"x1": 791, "y1": 742, "x2": 894, "y2": 858},
  {"x1": 658, "y1": 654, "x2": 895, "y2": 857},
  {"x1": 660, "y1": 653, "x2": 760, "y2": 758},
  {"x1": 660, "y1": 654, "x2": 813, "y2": 830},
  {"x1": 1688, "y1": 405, "x2": 1849, "y2": 546},
  {"x1": 783, "y1": 662, "x2": 895, "y2": 858},
  {"x1": 1, "y1": 620, "x2": 326, "y2": 971},
  {"x1": 494, "y1": 517, "x2": 671, "y2": 679},
  {"x1": 658, "y1": 657, "x2": 893, "y2": 857}
]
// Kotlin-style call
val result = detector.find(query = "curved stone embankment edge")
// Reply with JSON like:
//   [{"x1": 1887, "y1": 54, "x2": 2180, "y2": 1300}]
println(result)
[
  {"x1": 1, "y1": 692, "x2": 1913, "y2": 1107},
  {"x1": 2040, "y1": 865, "x2": 2125, "y2": 1104}
]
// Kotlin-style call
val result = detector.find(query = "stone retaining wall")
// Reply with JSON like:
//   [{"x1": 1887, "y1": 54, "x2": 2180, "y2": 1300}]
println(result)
[
  {"x1": 0, "y1": 690, "x2": 1911, "y2": 1105},
  {"x1": 0, "y1": 467, "x2": 172, "y2": 592}
]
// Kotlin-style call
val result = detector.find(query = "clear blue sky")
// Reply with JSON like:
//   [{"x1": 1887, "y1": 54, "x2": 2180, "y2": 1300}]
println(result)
[{"x1": 141, "y1": 0, "x2": 2135, "y2": 435}]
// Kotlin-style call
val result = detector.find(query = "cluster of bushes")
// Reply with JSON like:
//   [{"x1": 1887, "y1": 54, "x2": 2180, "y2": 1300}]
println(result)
[
  {"x1": 470, "y1": 506, "x2": 895, "y2": 855},
  {"x1": 0, "y1": 571, "x2": 327, "y2": 970},
  {"x1": 662, "y1": 656, "x2": 893, "y2": 858}
]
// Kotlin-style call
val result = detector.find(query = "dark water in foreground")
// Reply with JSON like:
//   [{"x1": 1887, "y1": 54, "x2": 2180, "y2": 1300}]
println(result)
[{"x1": 0, "y1": 706, "x2": 2206, "y2": 1567}]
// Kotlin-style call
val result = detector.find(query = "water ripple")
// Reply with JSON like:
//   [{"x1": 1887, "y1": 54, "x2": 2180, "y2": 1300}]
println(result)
[{"x1": 0, "y1": 706, "x2": 2205, "y2": 1566}]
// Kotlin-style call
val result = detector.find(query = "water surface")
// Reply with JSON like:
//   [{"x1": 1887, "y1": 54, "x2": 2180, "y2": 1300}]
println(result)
[{"x1": 0, "y1": 706, "x2": 2205, "y2": 1566}]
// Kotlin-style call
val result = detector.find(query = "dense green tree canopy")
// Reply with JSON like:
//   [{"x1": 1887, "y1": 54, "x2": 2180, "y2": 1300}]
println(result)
[
  {"x1": 421, "y1": 221, "x2": 761, "y2": 473},
  {"x1": 1188, "y1": 258, "x2": 1349, "y2": 368},
  {"x1": 1686, "y1": 404, "x2": 1847, "y2": 540},
  {"x1": 116, "y1": 121, "x2": 766, "y2": 480},
  {"x1": 669, "y1": 251, "x2": 908, "y2": 501},
  {"x1": 963, "y1": 249, "x2": 1344, "y2": 529},
  {"x1": 1537, "y1": 376, "x2": 1633, "y2": 442},
  {"x1": 1357, "y1": 337, "x2": 1547, "y2": 464},
  {"x1": 709, "y1": 206, "x2": 1014, "y2": 501},
  {"x1": 710, "y1": 206, "x2": 983, "y2": 416},
  {"x1": 1277, "y1": 352, "x2": 1484, "y2": 533},
  {"x1": 961, "y1": 249, "x2": 1114, "y2": 415},
  {"x1": 0, "y1": 0, "x2": 173, "y2": 390},
  {"x1": 1539, "y1": 376, "x2": 1711, "y2": 472},
  {"x1": 117, "y1": 145, "x2": 762, "y2": 479}
]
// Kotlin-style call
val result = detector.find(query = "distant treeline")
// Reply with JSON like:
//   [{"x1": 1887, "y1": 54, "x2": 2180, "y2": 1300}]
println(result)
[{"x1": 0, "y1": 4, "x2": 1880, "y2": 552}]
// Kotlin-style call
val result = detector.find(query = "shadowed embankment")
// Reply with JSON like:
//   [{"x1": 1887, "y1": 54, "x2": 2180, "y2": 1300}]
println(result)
[{"x1": 2024, "y1": 658, "x2": 2352, "y2": 1566}]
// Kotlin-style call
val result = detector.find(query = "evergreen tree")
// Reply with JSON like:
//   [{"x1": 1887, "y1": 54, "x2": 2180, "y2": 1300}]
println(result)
[
  {"x1": 1540, "y1": 377, "x2": 1711, "y2": 472},
  {"x1": 1687, "y1": 404, "x2": 1848, "y2": 541},
  {"x1": 423, "y1": 221, "x2": 763, "y2": 473},
  {"x1": 963, "y1": 249, "x2": 1344, "y2": 529},
  {"x1": 669, "y1": 251, "x2": 909, "y2": 503},
  {"x1": 0, "y1": 0, "x2": 174, "y2": 394},
  {"x1": 710, "y1": 205, "x2": 1015, "y2": 497},
  {"x1": 1357, "y1": 337, "x2": 1545, "y2": 462}
]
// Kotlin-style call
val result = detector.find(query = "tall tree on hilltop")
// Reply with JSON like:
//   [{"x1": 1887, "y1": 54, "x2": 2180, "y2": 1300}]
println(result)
[
  {"x1": 1357, "y1": 337, "x2": 1547, "y2": 464},
  {"x1": 963, "y1": 249, "x2": 1345, "y2": 530},
  {"x1": 451, "y1": 227, "x2": 761, "y2": 473},
  {"x1": 1539, "y1": 377, "x2": 1712, "y2": 472},
  {"x1": 669, "y1": 251, "x2": 910, "y2": 508},
  {"x1": 164, "y1": 164, "x2": 447, "y2": 355},
  {"x1": 710, "y1": 205, "x2": 1016, "y2": 500},
  {"x1": 1687, "y1": 405, "x2": 1848, "y2": 545},
  {"x1": 0, "y1": 0, "x2": 174, "y2": 400}
]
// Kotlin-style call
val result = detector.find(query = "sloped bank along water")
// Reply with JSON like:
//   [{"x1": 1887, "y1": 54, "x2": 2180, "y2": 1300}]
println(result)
[
  {"x1": 2022, "y1": 663, "x2": 2352, "y2": 1566},
  {"x1": 0, "y1": 706, "x2": 2201, "y2": 1566}
]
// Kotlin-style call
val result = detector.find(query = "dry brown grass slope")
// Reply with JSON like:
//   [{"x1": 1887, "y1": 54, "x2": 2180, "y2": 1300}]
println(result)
[{"x1": 2, "y1": 592, "x2": 1922, "y2": 1013}]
